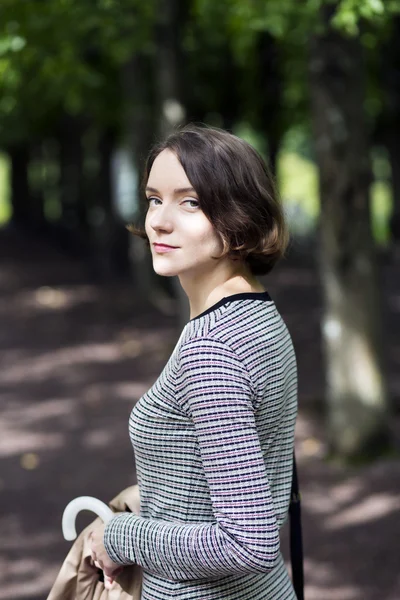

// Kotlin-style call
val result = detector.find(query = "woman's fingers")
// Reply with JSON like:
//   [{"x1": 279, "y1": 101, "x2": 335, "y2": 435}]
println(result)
[
  {"x1": 90, "y1": 550, "x2": 103, "y2": 571},
  {"x1": 92, "y1": 555, "x2": 117, "y2": 589},
  {"x1": 103, "y1": 565, "x2": 123, "y2": 578},
  {"x1": 104, "y1": 575, "x2": 115, "y2": 590}
]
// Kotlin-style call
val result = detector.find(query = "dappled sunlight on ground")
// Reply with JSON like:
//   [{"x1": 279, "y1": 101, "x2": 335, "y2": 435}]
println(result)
[
  {"x1": 325, "y1": 492, "x2": 400, "y2": 529},
  {"x1": 0, "y1": 229, "x2": 400, "y2": 600},
  {"x1": 0, "y1": 557, "x2": 61, "y2": 600},
  {"x1": 302, "y1": 559, "x2": 362, "y2": 600},
  {"x1": 1, "y1": 344, "x2": 129, "y2": 382},
  {"x1": 280, "y1": 410, "x2": 400, "y2": 599}
]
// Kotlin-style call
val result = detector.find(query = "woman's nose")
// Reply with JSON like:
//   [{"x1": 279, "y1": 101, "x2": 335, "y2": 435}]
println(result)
[{"x1": 148, "y1": 204, "x2": 174, "y2": 232}]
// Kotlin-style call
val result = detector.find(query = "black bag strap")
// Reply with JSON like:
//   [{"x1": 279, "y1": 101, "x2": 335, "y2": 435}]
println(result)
[{"x1": 289, "y1": 452, "x2": 304, "y2": 600}]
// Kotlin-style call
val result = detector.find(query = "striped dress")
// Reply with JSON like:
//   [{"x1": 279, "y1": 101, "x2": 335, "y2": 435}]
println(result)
[{"x1": 104, "y1": 291, "x2": 298, "y2": 599}]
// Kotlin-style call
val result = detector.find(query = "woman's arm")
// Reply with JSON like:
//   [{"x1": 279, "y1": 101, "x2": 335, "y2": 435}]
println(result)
[{"x1": 104, "y1": 337, "x2": 280, "y2": 581}]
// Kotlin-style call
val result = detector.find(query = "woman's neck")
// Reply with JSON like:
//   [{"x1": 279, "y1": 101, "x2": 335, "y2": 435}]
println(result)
[{"x1": 180, "y1": 268, "x2": 265, "y2": 321}]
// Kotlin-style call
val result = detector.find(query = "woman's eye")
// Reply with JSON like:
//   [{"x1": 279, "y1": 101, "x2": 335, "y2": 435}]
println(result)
[
  {"x1": 147, "y1": 197, "x2": 161, "y2": 206},
  {"x1": 146, "y1": 197, "x2": 199, "y2": 209},
  {"x1": 183, "y1": 199, "x2": 199, "y2": 208}
]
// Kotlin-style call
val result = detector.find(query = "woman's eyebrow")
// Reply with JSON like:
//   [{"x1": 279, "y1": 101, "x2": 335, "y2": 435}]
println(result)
[
  {"x1": 173, "y1": 187, "x2": 197, "y2": 195},
  {"x1": 145, "y1": 186, "x2": 197, "y2": 195}
]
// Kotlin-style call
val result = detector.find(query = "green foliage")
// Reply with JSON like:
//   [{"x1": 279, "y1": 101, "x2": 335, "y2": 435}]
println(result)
[
  {"x1": 196, "y1": 0, "x2": 400, "y2": 50},
  {"x1": 0, "y1": 0, "x2": 156, "y2": 145},
  {"x1": 1, "y1": 0, "x2": 398, "y2": 148},
  {"x1": 331, "y1": 0, "x2": 399, "y2": 35},
  {"x1": 0, "y1": 0, "x2": 398, "y2": 235},
  {"x1": 233, "y1": 124, "x2": 392, "y2": 244},
  {"x1": 0, "y1": 153, "x2": 10, "y2": 224},
  {"x1": 192, "y1": 0, "x2": 400, "y2": 140}
]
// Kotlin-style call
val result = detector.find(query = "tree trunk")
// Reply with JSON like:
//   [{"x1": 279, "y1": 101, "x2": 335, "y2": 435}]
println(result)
[
  {"x1": 29, "y1": 141, "x2": 46, "y2": 230},
  {"x1": 58, "y1": 114, "x2": 87, "y2": 234},
  {"x1": 377, "y1": 16, "x2": 400, "y2": 241},
  {"x1": 122, "y1": 49, "x2": 178, "y2": 316},
  {"x1": 154, "y1": 0, "x2": 189, "y2": 325},
  {"x1": 256, "y1": 32, "x2": 283, "y2": 177},
  {"x1": 386, "y1": 131, "x2": 400, "y2": 240},
  {"x1": 309, "y1": 13, "x2": 391, "y2": 459},
  {"x1": 122, "y1": 52, "x2": 160, "y2": 301},
  {"x1": 8, "y1": 143, "x2": 32, "y2": 228},
  {"x1": 220, "y1": 42, "x2": 239, "y2": 132},
  {"x1": 90, "y1": 127, "x2": 130, "y2": 279}
]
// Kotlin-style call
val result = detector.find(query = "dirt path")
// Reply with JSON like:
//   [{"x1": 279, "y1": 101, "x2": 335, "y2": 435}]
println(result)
[{"x1": 0, "y1": 228, "x2": 399, "y2": 600}]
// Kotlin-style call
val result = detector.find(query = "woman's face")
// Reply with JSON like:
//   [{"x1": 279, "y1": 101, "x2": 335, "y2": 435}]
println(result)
[{"x1": 144, "y1": 148, "x2": 225, "y2": 279}]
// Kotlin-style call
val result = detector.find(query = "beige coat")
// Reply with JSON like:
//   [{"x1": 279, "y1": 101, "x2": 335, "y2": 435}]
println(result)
[{"x1": 47, "y1": 486, "x2": 142, "y2": 600}]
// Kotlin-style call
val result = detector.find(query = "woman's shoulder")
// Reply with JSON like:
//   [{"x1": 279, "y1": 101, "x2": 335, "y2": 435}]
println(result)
[
  {"x1": 175, "y1": 298, "x2": 295, "y2": 384},
  {"x1": 184, "y1": 296, "x2": 278, "y2": 341},
  {"x1": 178, "y1": 299, "x2": 282, "y2": 361}
]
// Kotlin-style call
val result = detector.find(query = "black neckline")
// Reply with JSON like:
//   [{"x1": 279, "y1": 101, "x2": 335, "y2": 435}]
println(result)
[{"x1": 190, "y1": 291, "x2": 272, "y2": 322}]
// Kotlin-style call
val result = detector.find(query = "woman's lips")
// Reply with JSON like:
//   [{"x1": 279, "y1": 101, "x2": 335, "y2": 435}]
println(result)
[{"x1": 153, "y1": 243, "x2": 178, "y2": 253}]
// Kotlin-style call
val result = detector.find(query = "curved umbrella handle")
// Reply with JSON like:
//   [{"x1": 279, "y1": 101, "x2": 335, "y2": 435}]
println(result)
[{"x1": 62, "y1": 496, "x2": 114, "y2": 541}]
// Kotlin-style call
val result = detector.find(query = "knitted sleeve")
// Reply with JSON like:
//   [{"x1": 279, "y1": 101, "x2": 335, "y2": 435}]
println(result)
[{"x1": 103, "y1": 337, "x2": 280, "y2": 581}]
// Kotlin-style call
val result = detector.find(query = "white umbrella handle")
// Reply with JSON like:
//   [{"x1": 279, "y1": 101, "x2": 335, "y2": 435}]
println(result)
[{"x1": 62, "y1": 496, "x2": 114, "y2": 541}]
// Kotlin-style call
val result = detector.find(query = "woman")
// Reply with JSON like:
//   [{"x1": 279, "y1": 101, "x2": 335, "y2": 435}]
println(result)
[{"x1": 90, "y1": 124, "x2": 298, "y2": 599}]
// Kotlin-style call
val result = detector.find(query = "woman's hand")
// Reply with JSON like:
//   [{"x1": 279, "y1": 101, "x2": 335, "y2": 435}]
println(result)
[{"x1": 89, "y1": 522, "x2": 123, "y2": 589}]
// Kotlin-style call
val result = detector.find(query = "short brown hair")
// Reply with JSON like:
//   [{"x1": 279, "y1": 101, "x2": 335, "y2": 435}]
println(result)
[{"x1": 128, "y1": 124, "x2": 289, "y2": 276}]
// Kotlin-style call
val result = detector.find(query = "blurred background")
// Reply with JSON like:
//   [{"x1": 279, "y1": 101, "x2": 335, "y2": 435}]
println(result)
[{"x1": 1, "y1": 1, "x2": 400, "y2": 599}]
